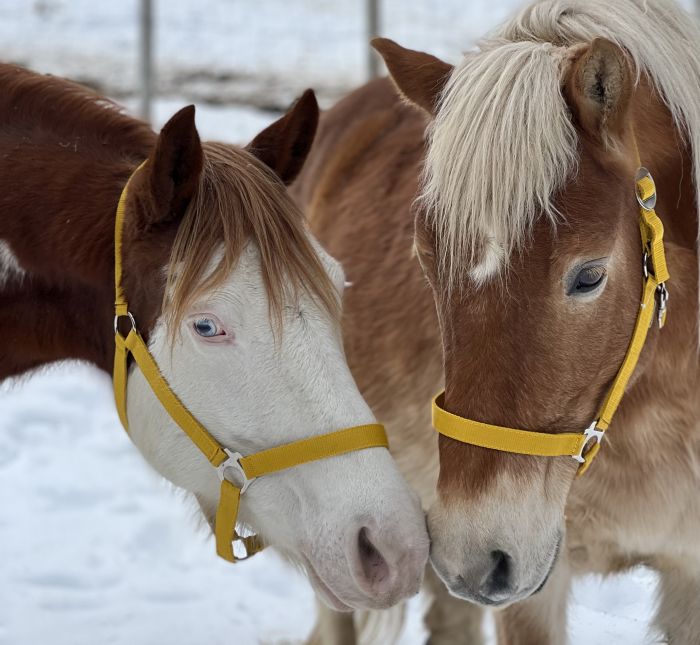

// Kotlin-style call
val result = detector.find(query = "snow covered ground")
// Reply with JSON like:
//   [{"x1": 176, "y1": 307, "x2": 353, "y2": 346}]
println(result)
[{"x1": 1, "y1": 1, "x2": 692, "y2": 643}]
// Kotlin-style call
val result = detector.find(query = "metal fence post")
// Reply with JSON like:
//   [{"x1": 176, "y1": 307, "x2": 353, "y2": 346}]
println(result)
[
  {"x1": 367, "y1": 0, "x2": 380, "y2": 79},
  {"x1": 139, "y1": 0, "x2": 154, "y2": 123}
]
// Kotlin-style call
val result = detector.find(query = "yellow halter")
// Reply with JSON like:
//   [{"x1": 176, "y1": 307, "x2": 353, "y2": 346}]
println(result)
[
  {"x1": 432, "y1": 157, "x2": 670, "y2": 477},
  {"x1": 112, "y1": 162, "x2": 388, "y2": 562}
]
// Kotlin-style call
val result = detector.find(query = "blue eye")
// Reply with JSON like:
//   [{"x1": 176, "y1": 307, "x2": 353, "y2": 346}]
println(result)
[{"x1": 194, "y1": 317, "x2": 219, "y2": 337}]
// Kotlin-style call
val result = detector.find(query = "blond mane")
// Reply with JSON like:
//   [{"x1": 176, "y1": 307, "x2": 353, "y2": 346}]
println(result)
[
  {"x1": 165, "y1": 141, "x2": 339, "y2": 332},
  {"x1": 422, "y1": 0, "x2": 700, "y2": 303}
]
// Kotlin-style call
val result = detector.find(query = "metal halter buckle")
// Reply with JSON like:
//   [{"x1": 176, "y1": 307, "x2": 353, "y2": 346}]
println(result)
[
  {"x1": 573, "y1": 421, "x2": 606, "y2": 464},
  {"x1": 232, "y1": 533, "x2": 263, "y2": 561},
  {"x1": 113, "y1": 311, "x2": 137, "y2": 334},
  {"x1": 656, "y1": 283, "x2": 669, "y2": 328},
  {"x1": 217, "y1": 448, "x2": 254, "y2": 493},
  {"x1": 635, "y1": 167, "x2": 657, "y2": 211}
]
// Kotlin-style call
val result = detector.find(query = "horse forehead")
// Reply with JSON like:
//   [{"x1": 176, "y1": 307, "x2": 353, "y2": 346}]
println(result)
[
  {"x1": 228, "y1": 236, "x2": 342, "y2": 294},
  {"x1": 461, "y1": 153, "x2": 622, "y2": 290}
]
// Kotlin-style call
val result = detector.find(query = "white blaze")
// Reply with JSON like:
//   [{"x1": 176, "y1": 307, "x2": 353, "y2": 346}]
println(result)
[{"x1": 0, "y1": 240, "x2": 26, "y2": 288}]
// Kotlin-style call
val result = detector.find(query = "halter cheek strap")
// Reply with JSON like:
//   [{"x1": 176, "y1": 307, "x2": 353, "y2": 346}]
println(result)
[
  {"x1": 432, "y1": 154, "x2": 670, "y2": 477},
  {"x1": 113, "y1": 162, "x2": 389, "y2": 562}
]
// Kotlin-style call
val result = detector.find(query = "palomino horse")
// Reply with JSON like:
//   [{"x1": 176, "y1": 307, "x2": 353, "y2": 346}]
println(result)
[
  {"x1": 296, "y1": 0, "x2": 700, "y2": 641},
  {"x1": 0, "y1": 64, "x2": 430, "y2": 611}
]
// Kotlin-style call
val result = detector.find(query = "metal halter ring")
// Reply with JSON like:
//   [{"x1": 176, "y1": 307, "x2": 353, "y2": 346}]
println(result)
[
  {"x1": 217, "y1": 448, "x2": 254, "y2": 494},
  {"x1": 635, "y1": 167, "x2": 657, "y2": 211},
  {"x1": 573, "y1": 421, "x2": 606, "y2": 464},
  {"x1": 114, "y1": 311, "x2": 137, "y2": 334}
]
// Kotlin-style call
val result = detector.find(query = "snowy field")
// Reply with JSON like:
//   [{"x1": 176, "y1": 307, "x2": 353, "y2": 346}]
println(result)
[
  {"x1": 3, "y1": 0, "x2": 692, "y2": 109},
  {"x1": 0, "y1": 1, "x2": 693, "y2": 643},
  {"x1": 0, "y1": 0, "x2": 536, "y2": 109}
]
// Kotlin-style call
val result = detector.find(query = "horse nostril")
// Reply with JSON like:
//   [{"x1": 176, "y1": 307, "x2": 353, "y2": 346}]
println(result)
[
  {"x1": 356, "y1": 527, "x2": 390, "y2": 593},
  {"x1": 485, "y1": 549, "x2": 513, "y2": 595}
]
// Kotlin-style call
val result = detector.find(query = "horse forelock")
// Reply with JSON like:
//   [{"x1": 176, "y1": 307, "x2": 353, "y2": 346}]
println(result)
[
  {"x1": 163, "y1": 141, "x2": 340, "y2": 335},
  {"x1": 421, "y1": 39, "x2": 577, "y2": 291},
  {"x1": 422, "y1": 0, "x2": 700, "y2": 320}
]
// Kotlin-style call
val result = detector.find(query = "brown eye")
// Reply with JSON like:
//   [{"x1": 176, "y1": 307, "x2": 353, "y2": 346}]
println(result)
[{"x1": 572, "y1": 266, "x2": 607, "y2": 294}]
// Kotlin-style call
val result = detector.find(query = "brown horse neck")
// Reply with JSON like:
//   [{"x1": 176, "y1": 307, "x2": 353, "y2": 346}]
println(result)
[
  {"x1": 620, "y1": 78, "x2": 700, "y2": 428},
  {"x1": 0, "y1": 66, "x2": 155, "y2": 378}
]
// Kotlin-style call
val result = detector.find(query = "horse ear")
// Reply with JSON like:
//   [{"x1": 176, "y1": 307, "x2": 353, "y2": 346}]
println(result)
[
  {"x1": 245, "y1": 89, "x2": 319, "y2": 185},
  {"x1": 371, "y1": 38, "x2": 453, "y2": 116},
  {"x1": 564, "y1": 38, "x2": 633, "y2": 147},
  {"x1": 144, "y1": 105, "x2": 203, "y2": 227}
]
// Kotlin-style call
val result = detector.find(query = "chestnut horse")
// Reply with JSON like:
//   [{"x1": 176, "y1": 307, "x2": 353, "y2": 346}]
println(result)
[
  {"x1": 0, "y1": 64, "x2": 430, "y2": 611},
  {"x1": 296, "y1": 0, "x2": 700, "y2": 642}
]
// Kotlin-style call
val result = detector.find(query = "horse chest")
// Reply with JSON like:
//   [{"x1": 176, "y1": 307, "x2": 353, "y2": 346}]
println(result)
[{"x1": 566, "y1": 437, "x2": 700, "y2": 570}]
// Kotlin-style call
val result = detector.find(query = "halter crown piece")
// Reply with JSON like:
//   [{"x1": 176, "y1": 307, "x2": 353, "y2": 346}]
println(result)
[
  {"x1": 113, "y1": 162, "x2": 389, "y2": 562},
  {"x1": 432, "y1": 139, "x2": 670, "y2": 477}
]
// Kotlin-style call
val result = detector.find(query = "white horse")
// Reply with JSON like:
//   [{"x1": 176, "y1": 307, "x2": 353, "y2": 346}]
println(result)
[{"x1": 0, "y1": 66, "x2": 429, "y2": 612}]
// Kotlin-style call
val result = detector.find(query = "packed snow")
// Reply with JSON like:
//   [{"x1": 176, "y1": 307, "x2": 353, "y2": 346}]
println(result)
[{"x1": 0, "y1": 0, "x2": 687, "y2": 643}]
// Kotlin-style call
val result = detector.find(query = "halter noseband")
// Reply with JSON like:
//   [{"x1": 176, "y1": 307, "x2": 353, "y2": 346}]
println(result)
[
  {"x1": 432, "y1": 146, "x2": 670, "y2": 477},
  {"x1": 112, "y1": 162, "x2": 388, "y2": 562}
]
